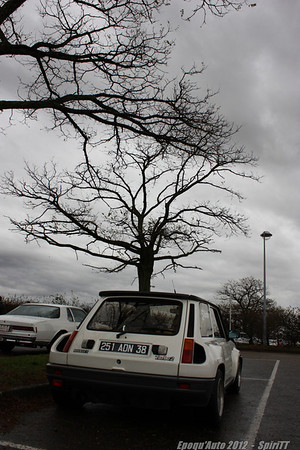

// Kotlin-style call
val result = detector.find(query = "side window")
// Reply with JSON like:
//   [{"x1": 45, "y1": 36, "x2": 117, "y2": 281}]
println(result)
[
  {"x1": 210, "y1": 307, "x2": 225, "y2": 339},
  {"x1": 199, "y1": 303, "x2": 213, "y2": 337},
  {"x1": 71, "y1": 308, "x2": 87, "y2": 323},
  {"x1": 67, "y1": 308, "x2": 74, "y2": 322}
]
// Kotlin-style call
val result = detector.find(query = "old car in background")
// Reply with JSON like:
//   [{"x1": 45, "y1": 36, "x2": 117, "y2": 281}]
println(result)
[{"x1": 0, "y1": 303, "x2": 87, "y2": 352}]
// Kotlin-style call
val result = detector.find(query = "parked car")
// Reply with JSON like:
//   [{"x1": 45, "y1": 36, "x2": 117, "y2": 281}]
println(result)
[
  {"x1": 47, "y1": 291, "x2": 242, "y2": 425},
  {"x1": 235, "y1": 332, "x2": 250, "y2": 345},
  {"x1": 0, "y1": 303, "x2": 87, "y2": 352}
]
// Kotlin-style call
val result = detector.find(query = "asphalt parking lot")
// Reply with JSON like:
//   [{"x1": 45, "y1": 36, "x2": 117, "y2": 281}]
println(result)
[{"x1": 0, "y1": 351, "x2": 299, "y2": 450}]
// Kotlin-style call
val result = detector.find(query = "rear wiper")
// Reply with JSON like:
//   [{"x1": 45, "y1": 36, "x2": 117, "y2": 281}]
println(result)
[{"x1": 116, "y1": 325, "x2": 127, "y2": 339}]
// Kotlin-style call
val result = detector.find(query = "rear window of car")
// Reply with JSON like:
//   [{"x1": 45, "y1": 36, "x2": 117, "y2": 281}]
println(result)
[
  {"x1": 87, "y1": 298, "x2": 182, "y2": 335},
  {"x1": 8, "y1": 305, "x2": 60, "y2": 319}
]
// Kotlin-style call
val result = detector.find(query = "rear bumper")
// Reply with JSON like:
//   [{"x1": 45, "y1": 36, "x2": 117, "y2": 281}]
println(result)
[
  {"x1": 0, "y1": 334, "x2": 36, "y2": 346},
  {"x1": 47, "y1": 363, "x2": 215, "y2": 408}
]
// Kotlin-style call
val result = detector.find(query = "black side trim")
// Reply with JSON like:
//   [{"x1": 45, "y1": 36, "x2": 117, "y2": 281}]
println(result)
[
  {"x1": 187, "y1": 303, "x2": 195, "y2": 337},
  {"x1": 193, "y1": 343, "x2": 206, "y2": 364}
]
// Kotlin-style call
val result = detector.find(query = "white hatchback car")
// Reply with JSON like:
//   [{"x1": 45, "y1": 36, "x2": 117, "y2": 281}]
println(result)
[
  {"x1": 0, "y1": 303, "x2": 87, "y2": 352},
  {"x1": 47, "y1": 291, "x2": 242, "y2": 425}
]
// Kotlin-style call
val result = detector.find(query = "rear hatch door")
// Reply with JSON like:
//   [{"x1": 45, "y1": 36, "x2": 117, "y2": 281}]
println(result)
[{"x1": 67, "y1": 294, "x2": 187, "y2": 376}]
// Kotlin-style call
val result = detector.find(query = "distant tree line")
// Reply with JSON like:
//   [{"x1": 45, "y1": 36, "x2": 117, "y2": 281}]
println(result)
[
  {"x1": 0, "y1": 294, "x2": 93, "y2": 314},
  {"x1": 217, "y1": 276, "x2": 300, "y2": 346},
  {"x1": 1, "y1": 278, "x2": 299, "y2": 347}
]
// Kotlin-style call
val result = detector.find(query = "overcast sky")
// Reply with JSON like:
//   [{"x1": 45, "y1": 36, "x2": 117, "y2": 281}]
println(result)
[{"x1": 0, "y1": 0, "x2": 299, "y2": 309}]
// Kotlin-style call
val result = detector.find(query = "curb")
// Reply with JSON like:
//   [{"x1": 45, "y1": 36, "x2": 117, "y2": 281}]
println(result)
[{"x1": 0, "y1": 383, "x2": 49, "y2": 400}]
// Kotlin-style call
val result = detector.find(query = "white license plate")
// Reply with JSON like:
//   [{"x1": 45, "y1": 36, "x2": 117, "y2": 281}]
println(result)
[
  {"x1": 99, "y1": 341, "x2": 150, "y2": 355},
  {"x1": 0, "y1": 324, "x2": 10, "y2": 332}
]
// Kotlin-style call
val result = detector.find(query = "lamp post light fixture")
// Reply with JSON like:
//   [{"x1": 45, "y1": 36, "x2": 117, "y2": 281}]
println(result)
[{"x1": 261, "y1": 231, "x2": 272, "y2": 346}]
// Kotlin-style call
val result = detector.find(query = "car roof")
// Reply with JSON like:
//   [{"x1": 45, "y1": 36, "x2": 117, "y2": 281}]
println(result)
[
  {"x1": 16, "y1": 303, "x2": 84, "y2": 308},
  {"x1": 99, "y1": 290, "x2": 218, "y2": 309},
  {"x1": 16, "y1": 303, "x2": 62, "y2": 307},
  {"x1": 15, "y1": 303, "x2": 68, "y2": 308}
]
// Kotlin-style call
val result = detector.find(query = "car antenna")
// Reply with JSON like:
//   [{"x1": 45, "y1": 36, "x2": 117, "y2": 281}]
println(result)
[{"x1": 172, "y1": 280, "x2": 177, "y2": 294}]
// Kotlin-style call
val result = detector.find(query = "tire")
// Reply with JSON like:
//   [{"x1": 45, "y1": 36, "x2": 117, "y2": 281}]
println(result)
[
  {"x1": 51, "y1": 388, "x2": 85, "y2": 410},
  {"x1": 228, "y1": 360, "x2": 242, "y2": 394},
  {"x1": 0, "y1": 342, "x2": 15, "y2": 353},
  {"x1": 208, "y1": 369, "x2": 225, "y2": 427}
]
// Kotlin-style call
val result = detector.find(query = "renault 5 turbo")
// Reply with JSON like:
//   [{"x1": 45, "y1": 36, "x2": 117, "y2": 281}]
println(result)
[{"x1": 47, "y1": 291, "x2": 242, "y2": 425}]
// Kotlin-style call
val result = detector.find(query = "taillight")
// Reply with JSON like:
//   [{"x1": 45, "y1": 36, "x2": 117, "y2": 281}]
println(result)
[
  {"x1": 62, "y1": 330, "x2": 78, "y2": 352},
  {"x1": 11, "y1": 325, "x2": 35, "y2": 332},
  {"x1": 52, "y1": 379, "x2": 63, "y2": 388},
  {"x1": 52, "y1": 369, "x2": 63, "y2": 388},
  {"x1": 178, "y1": 383, "x2": 191, "y2": 389},
  {"x1": 181, "y1": 338, "x2": 194, "y2": 363}
]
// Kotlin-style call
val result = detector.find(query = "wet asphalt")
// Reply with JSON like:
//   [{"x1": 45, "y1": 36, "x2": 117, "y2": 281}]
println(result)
[{"x1": 0, "y1": 350, "x2": 299, "y2": 450}]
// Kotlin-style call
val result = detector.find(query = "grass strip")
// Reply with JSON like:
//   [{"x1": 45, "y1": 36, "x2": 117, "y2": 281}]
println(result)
[{"x1": 0, "y1": 353, "x2": 49, "y2": 391}]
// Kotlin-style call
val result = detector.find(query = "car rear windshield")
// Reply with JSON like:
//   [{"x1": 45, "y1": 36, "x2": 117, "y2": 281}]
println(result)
[
  {"x1": 88, "y1": 298, "x2": 182, "y2": 335},
  {"x1": 8, "y1": 305, "x2": 60, "y2": 319}
]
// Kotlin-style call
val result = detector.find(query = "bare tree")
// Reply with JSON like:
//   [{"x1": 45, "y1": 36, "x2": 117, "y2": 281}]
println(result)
[
  {"x1": 1, "y1": 0, "x2": 255, "y2": 292},
  {"x1": 218, "y1": 276, "x2": 275, "y2": 342},
  {"x1": 0, "y1": 0, "x2": 246, "y2": 154},
  {"x1": 281, "y1": 307, "x2": 300, "y2": 346},
  {"x1": 2, "y1": 118, "x2": 257, "y2": 290},
  {"x1": 218, "y1": 276, "x2": 267, "y2": 311}
]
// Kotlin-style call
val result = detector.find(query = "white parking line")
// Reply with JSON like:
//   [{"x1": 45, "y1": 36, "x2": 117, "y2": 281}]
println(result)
[
  {"x1": 244, "y1": 358, "x2": 278, "y2": 361},
  {"x1": 0, "y1": 440, "x2": 46, "y2": 450},
  {"x1": 243, "y1": 377, "x2": 270, "y2": 381},
  {"x1": 245, "y1": 359, "x2": 280, "y2": 449}
]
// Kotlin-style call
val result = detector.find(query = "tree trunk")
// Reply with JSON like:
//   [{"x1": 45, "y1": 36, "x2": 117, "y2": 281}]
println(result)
[{"x1": 137, "y1": 250, "x2": 154, "y2": 292}]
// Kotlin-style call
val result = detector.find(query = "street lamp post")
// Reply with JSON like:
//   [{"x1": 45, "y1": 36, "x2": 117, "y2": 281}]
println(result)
[{"x1": 261, "y1": 231, "x2": 272, "y2": 346}]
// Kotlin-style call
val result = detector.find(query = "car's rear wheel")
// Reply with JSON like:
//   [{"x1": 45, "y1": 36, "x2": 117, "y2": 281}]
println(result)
[
  {"x1": 51, "y1": 388, "x2": 85, "y2": 410},
  {"x1": 228, "y1": 360, "x2": 242, "y2": 394},
  {"x1": 208, "y1": 369, "x2": 225, "y2": 427}
]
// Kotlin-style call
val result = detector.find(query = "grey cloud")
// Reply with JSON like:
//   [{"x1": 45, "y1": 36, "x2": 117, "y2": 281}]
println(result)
[{"x1": 0, "y1": 0, "x2": 299, "y2": 308}]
